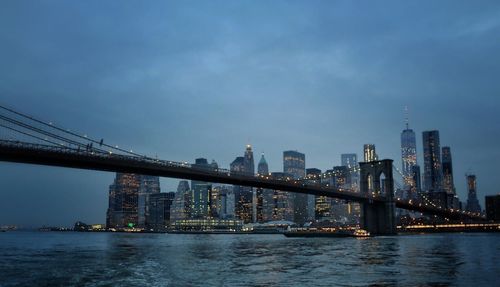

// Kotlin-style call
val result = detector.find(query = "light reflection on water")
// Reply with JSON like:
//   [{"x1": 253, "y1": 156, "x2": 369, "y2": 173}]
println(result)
[{"x1": 0, "y1": 232, "x2": 498, "y2": 286}]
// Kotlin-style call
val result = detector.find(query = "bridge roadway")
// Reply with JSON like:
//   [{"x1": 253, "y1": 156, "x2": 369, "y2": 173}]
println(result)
[{"x1": 0, "y1": 140, "x2": 484, "y2": 221}]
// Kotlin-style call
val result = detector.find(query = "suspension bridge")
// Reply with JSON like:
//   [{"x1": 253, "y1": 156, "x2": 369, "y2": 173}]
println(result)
[{"x1": 0, "y1": 104, "x2": 485, "y2": 235}]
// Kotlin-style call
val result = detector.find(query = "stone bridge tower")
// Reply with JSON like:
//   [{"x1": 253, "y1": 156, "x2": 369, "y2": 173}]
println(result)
[{"x1": 359, "y1": 159, "x2": 396, "y2": 235}]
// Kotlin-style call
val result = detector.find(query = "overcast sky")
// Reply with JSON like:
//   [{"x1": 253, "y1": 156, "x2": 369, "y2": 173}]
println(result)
[{"x1": 1, "y1": 1, "x2": 499, "y2": 227}]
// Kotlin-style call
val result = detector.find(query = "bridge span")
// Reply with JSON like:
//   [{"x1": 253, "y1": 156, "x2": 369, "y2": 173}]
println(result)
[
  {"x1": 0, "y1": 140, "x2": 485, "y2": 228},
  {"x1": 0, "y1": 104, "x2": 486, "y2": 235}
]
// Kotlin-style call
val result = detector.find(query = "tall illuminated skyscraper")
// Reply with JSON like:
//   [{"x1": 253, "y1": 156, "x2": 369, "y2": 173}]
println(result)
[
  {"x1": 232, "y1": 145, "x2": 255, "y2": 223},
  {"x1": 283, "y1": 150, "x2": 306, "y2": 225},
  {"x1": 106, "y1": 173, "x2": 141, "y2": 228},
  {"x1": 401, "y1": 117, "x2": 417, "y2": 191},
  {"x1": 422, "y1": 130, "x2": 442, "y2": 192},
  {"x1": 441, "y1": 146, "x2": 455, "y2": 195}
]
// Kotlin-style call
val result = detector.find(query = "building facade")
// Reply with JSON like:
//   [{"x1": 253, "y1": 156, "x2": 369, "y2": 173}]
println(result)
[
  {"x1": 256, "y1": 154, "x2": 272, "y2": 223},
  {"x1": 422, "y1": 130, "x2": 442, "y2": 192},
  {"x1": 363, "y1": 144, "x2": 377, "y2": 162},
  {"x1": 191, "y1": 158, "x2": 212, "y2": 218},
  {"x1": 106, "y1": 173, "x2": 141, "y2": 228},
  {"x1": 401, "y1": 124, "x2": 417, "y2": 191},
  {"x1": 441, "y1": 146, "x2": 455, "y2": 195},
  {"x1": 137, "y1": 175, "x2": 160, "y2": 228},
  {"x1": 232, "y1": 153, "x2": 253, "y2": 223},
  {"x1": 465, "y1": 174, "x2": 481, "y2": 213},
  {"x1": 148, "y1": 192, "x2": 176, "y2": 231},
  {"x1": 341, "y1": 153, "x2": 359, "y2": 192},
  {"x1": 485, "y1": 195, "x2": 500, "y2": 222},
  {"x1": 283, "y1": 150, "x2": 307, "y2": 225}
]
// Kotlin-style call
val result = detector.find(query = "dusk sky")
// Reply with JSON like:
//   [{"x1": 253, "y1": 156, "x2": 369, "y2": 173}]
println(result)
[{"x1": 1, "y1": 1, "x2": 499, "y2": 226}]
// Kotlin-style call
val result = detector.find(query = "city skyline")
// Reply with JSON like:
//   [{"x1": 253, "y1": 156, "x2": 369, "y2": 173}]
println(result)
[{"x1": 1, "y1": 1, "x2": 500, "y2": 226}]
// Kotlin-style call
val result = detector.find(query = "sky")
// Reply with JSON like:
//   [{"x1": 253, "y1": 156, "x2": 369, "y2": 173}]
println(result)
[{"x1": 1, "y1": 1, "x2": 499, "y2": 227}]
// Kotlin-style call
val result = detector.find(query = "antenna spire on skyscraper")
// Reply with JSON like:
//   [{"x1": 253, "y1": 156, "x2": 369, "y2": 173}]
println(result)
[{"x1": 404, "y1": 106, "x2": 409, "y2": 129}]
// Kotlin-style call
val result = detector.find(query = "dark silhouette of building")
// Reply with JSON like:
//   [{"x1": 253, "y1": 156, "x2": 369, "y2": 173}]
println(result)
[
  {"x1": 441, "y1": 146, "x2": 455, "y2": 195},
  {"x1": 485, "y1": 195, "x2": 500, "y2": 222},
  {"x1": 465, "y1": 174, "x2": 481, "y2": 213},
  {"x1": 148, "y1": 192, "x2": 175, "y2": 231},
  {"x1": 411, "y1": 165, "x2": 422, "y2": 196},
  {"x1": 422, "y1": 130, "x2": 442, "y2": 192}
]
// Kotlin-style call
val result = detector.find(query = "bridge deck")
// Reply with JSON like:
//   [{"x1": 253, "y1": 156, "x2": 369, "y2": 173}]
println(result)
[{"x1": 0, "y1": 140, "x2": 484, "y2": 221}]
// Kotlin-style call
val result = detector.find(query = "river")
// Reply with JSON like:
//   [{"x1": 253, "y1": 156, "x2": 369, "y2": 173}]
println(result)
[{"x1": 0, "y1": 232, "x2": 498, "y2": 286}]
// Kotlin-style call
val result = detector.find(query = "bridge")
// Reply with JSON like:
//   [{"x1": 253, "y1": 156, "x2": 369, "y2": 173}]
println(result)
[{"x1": 0, "y1": 104, "x2": 485, "y2": 235}]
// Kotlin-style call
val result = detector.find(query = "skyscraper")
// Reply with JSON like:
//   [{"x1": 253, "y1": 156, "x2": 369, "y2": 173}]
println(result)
[
  {"x1": 243, "y1": 145, "x2": 256, "y2": 221},
  {"x1": 170, "y1": 180, "x2": 191, "y2": 222},
  {"x1": 441, "y1": 146, "x2": 455, "y2": 195},
  {"x1": 231, "y1": 155, "x2": 252, "y2": 223},
  {"x1": 257, "y1": 153, "x2": 269, "y2": 175},
  {"x1": 138, "y1": 175, "x2": 160, "y2": 228},
  {"x1": 283, "y1": 150, "x2": 307, "y2": 225},
  {"x1": 411, "y1": 165, "x2": 422, "y2": 195},
  {"x1": 422, "y1": 130, "x2": 442, "y2": 192},
  {"x1": 148, "y1": 192, "x2": 175, "y2": 232},
  {"x1": 307, "y1": 168, "x2": 329, "y2": 221},
  {"x1": 243, "y1": 144, "x2": 255, "y2": 175},
  {"x1": 191, "y1": 158, "x2": 212, "y2": 218},
  {"x1": 216, "y1": 185, "x2": 235, "y2": 219},
  {"x1": 256, "y1": 154, "x2": 271, "y2": 223},
  {"x1": 485, "y1": 195, "x2": 500, "y2": 222},
  {"x1": 341, "y1": 153, "x2": 359, "y2": 191},
  {"x1": 106, "y1": 173, "x2": 141, "y2": 228},
  {"x1": 363, "y1": 144, "x2": 378, "y2": 162},
  {"x1": 269, "y1": 172, "x2": 294, "y2": 222},
  {"x1": 401, "y1": 121, "x2": 417, "y2": 190},
  {"x1": 465, "y1": 174, "x2": 481, "y2": 213}
]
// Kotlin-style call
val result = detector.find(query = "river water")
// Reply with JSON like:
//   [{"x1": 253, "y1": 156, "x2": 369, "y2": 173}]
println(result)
[{"x1": 0, "y1": 232, "x2": 498, "y2": 286}]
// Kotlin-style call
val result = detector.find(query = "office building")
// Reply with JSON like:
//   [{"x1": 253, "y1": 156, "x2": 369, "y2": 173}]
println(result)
[
  {"x1": 465, "y1": 174, "x2": 481, "y2": 213},
  {"x1": 441, "y1": 146, "x2": 455, "y2": 195},
  {"x1": 485, "y1": 195, "x2": 500, "y2": 222},
  {"x1": 269, "y1": 172, "x2": 294, "y2": 222},
  {"x1": 363, "y1": 144, "x2": 378, "y2": 162},
  {"x1": 411, "y1": 165, "x2": 422, "y2": 196},
  {"x1": 422, "y1": 130, "x2": 442, "y2": 192},
  {"x1": 137, "y1": 175, "x2": 160, "y2": 228},
  {"x1": 401, "y1": 121, "x2": 417, "y2": 190},
  {"x1": 106, "y1": 173, "x2": 141, "y2": 228},
  {"x1": 232, "y1": 151, "x2": 253, "y2": 223},
  {"x1": 191, "y1": 158, "x2": 212, "y2": 218},
  {"x1": 257, "y1": 154, "x2": 272, "y2": 223},
  {"x1": 148, "y1": 192, "x2": 175, "y2": 231},
  {"x1": 341, "y1": 153, "x2": 359, "y2": 191},
  {"x1": 284, "y1": 150, "x2": 307, "y2": 225}
]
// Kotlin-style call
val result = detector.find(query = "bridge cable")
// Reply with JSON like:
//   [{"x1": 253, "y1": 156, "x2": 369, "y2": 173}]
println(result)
[{"x1": 0, "y1": 104, "x2": 145, "y2": 158}]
